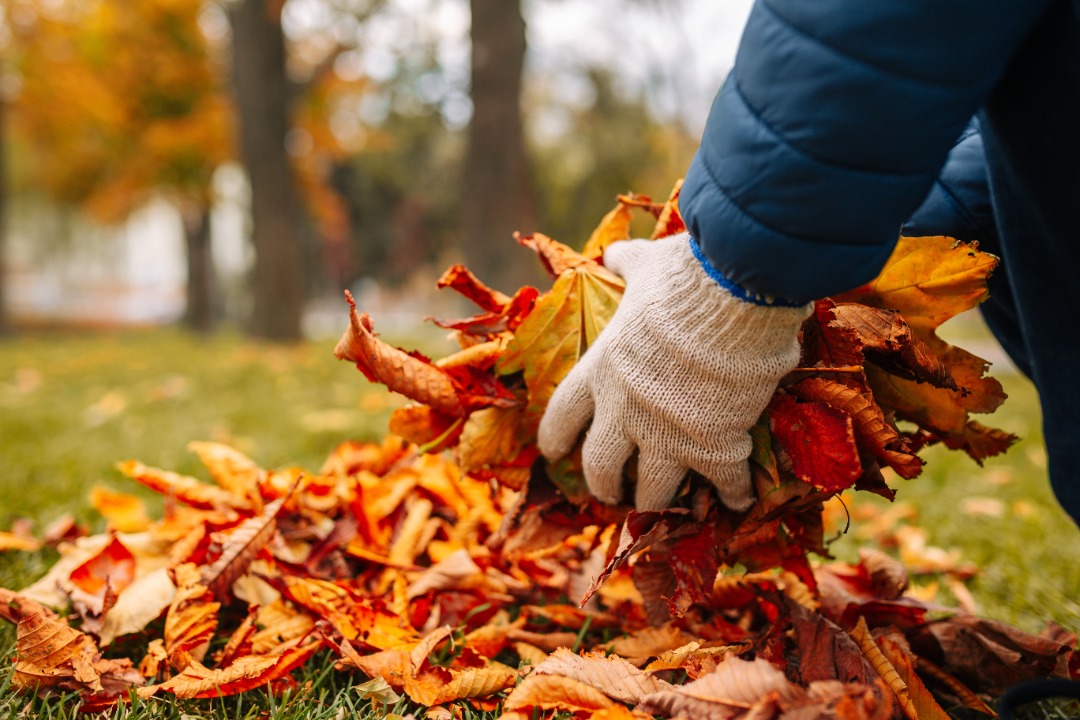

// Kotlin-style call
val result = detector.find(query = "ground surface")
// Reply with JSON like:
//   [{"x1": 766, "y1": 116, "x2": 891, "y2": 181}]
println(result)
[{"x1": 1, "y1": 321, "x2": 1077, "y2": 718}]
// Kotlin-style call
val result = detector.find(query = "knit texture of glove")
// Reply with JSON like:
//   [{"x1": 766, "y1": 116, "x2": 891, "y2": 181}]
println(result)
[{"x1": 537, "y1": 233, "x2": 811, "y2": 511}]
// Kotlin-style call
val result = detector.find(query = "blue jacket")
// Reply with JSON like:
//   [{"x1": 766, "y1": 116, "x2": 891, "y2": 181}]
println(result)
[
  {"x1": 679, "y1": 0, "x2": 1080, "y2": 521},
  {"x1": 680, "y1": 0, "x2": 1072, "y2": 303}
]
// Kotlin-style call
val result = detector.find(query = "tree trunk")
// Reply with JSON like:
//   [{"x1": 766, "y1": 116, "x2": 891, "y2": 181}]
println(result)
[
  {"x1": 463, "y1": 0, "x2": 538, "y2": 291},
  {"x1": 228, "y1": 0, "x2": 305, "y2": 341},
  {"x1": 181, "y1": 204, "x2": 217, "y2": 334},
  {"x1": 0, "y1": 97, "x2": 10, "y2": 336}
]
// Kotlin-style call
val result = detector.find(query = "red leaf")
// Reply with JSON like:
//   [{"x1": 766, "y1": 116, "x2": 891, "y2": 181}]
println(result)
[{"x1": 767, "y1": 394, "x2": 862, "y2": 492}]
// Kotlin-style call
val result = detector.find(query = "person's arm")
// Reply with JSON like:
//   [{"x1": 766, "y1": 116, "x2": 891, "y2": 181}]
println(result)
[
  {"x1": 682, "y1": 0, "x2": 1047, "y2": 303},
  {"x1": 903, "y1": 125, "x2": 997, "y2": 247},
  {"x1": 539, "y1": 0, "x2": 1049, "y2": 511}
]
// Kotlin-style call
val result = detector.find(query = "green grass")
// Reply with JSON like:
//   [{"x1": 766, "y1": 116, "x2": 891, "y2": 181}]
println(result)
[{"x1": 1, "y1": 319, "x2": 1078, "y2": 718}]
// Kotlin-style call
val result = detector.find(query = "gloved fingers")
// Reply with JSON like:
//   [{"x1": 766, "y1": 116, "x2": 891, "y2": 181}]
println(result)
[
  {"x1": 602, "y1": 238, "x2": 658, "y2": 280},
  {"x1": 634, "y1": 452, "x2": 688, "y2": 511},
  {"x1": 580, "y1": 421, "x2": 635, "y2": 506},
  {"x1": 538, "y1": 365, "x2": 595, "y2": 461},
  {"x1": 701, "y1": 461, "x2": 755, "y2": 513}
]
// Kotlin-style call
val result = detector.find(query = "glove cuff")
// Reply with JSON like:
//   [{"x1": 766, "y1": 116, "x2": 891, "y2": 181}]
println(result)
[{"x1": 689, "y1": 235, "x2": 806, "y2": 308}]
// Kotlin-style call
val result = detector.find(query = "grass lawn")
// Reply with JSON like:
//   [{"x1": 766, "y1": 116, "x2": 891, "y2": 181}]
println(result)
[{"x1": 1, "y1": 319, "x2": 1077, "y2": 718}]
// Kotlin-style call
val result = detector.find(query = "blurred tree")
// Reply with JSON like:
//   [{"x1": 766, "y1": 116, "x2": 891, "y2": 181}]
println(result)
[
  {"x1": 531, "y1": 67, "x2": 698, "y2": 247},
  {"x1": 228, "y1": 0, "x2": 307, "y2": 340},
  {"x1": 6, "y1": 0, "x2": 233, "y2": 333},
  {"x1": 462, "y1": 0, "x2": 539, "y2": 289}
]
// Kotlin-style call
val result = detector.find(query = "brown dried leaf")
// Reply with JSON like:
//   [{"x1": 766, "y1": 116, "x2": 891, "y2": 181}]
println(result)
[
  {"x1": 850, "y1": 616, "x2": 919, "y2": 720},
  {"x1": 831, "y1": 304, "x2": 954, "y2": 389},
  {"x1": 876, "y1": 632, "x2": 952, "y2": 720},
  {"x1": 334, "y1": 291, "x2": 465, "y2": 417}
]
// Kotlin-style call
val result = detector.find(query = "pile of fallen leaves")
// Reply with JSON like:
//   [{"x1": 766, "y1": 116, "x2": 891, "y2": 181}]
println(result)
[{"x1": 2, "y1": 181, "x2": 1078, "y2": 718}]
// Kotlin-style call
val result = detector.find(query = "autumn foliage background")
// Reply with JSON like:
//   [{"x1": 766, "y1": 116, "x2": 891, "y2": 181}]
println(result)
[{"x1": 1, "y1": 0, "x2": 1080, "y2": 717}]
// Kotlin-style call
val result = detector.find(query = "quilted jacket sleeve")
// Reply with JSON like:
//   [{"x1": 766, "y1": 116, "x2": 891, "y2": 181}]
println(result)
[
  {"x1": 680, "y1": 0, "x2": 1050, "y2": 303},
  {"x1": 902, "y1": 125, "x2": 997, "y2": 248}
]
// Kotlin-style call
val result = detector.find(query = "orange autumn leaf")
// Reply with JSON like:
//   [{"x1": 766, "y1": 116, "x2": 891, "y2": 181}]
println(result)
[
  {"x1": 389, "y1": 405, "x2": 465, "y2": 453},
  {"x1": 501, "y1": 673, "x2": 616, "y2": 715},
  {"x1": 875, "y1": 632, "x2": 952, "y2": 720},
  {"x1": 69, "y1": 533, "x2": 136, "y2": 597},
  {"x1": 850, "y1": 616, "x2": 917, "y2": 720},
  {"x1": 833, "y1": 236, "x2": 1014, "y2": 462},
  {"x1": 649, "y1": 179, "x2": 686, "y2": 240},
  {"x1": 515, "y1": 232, "x2": 622, "y2": 279},
  {"x1": 334, "y1": 290, "x2": 465, "y2": 417},
  {"x1": 403, "y1": 663, "x2": 519, "y2": 705},
  {"x1": 186, "y1": 441, "x2": 265, "y2": 500},
  {"x1": 581, "y1": 199, "x2": 634, "y2": 259},
  {"x1": 137, "y1": 640, "x2": 322, "y2": 699},
  {"x1": 89, "y1": 486, "x2": 152, "y2": 533},
  {"x1": 117, "y1": 459, "x2": 249, "y2": 511},
  {"x1": 458, "y1": 405, "x2": 528, "y2": 473}
]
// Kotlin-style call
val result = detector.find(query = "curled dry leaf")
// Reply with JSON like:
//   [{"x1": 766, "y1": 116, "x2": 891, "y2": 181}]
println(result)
[{"x1": 335, "y1": 290, "x2": 465, "y2": 417}]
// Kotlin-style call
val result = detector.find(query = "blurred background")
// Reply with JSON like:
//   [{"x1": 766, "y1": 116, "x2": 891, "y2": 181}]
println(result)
[{"x1": 0, "y1": 0, "x2": 753, "y2": 340}]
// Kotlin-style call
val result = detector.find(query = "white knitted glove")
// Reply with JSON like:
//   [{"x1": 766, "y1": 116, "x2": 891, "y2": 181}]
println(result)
[{"x1": 537, "y1": 234, "x2": 811, "y2": 511}]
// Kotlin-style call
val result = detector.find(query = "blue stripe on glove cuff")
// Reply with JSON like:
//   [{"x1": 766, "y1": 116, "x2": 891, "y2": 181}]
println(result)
[{"x1": 688, "y1": 235, "x2": 807, "y2": 308}]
